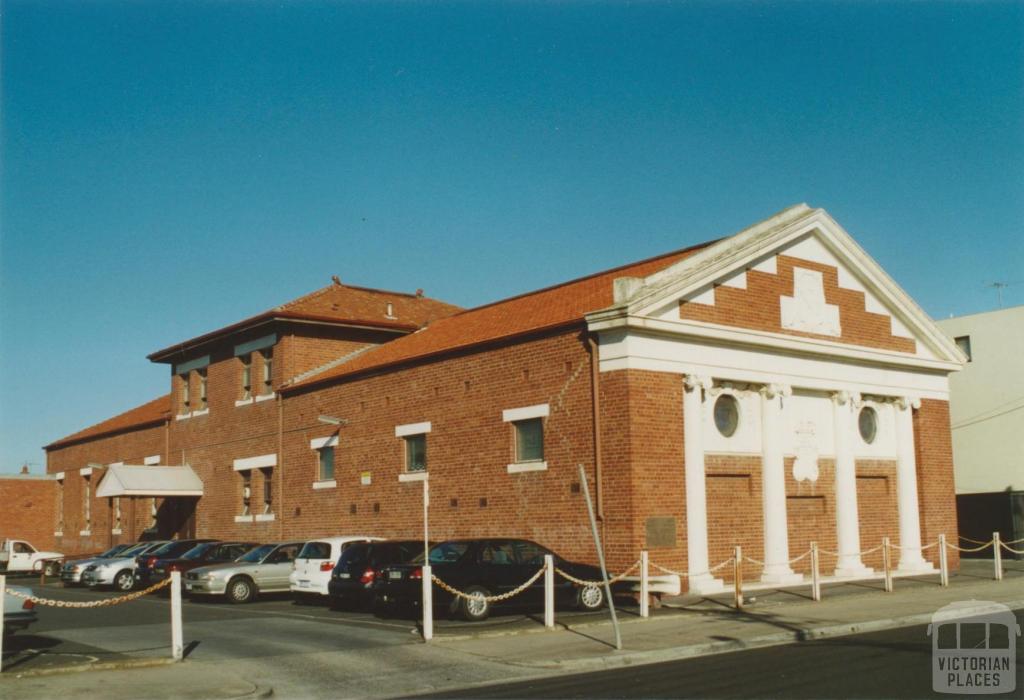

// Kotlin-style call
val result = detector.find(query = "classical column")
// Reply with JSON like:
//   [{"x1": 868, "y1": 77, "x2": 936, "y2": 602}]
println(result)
[
  {"x1": 759, "y1": 383, "x2": 802, "y2": 584},
  {"x1": 831, "y1": 391, "x2": 872, "y2": 577},
  {"x1": 683, "y1": 375, "x2": 724, "y2": 594},
  {"x1": 893, "y1": 396, "x2": 934, "y2": 572}
]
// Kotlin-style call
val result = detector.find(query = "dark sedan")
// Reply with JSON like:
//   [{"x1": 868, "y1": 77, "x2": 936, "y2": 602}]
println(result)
[
  {"x1": 150, "y1": 541, "x2": 257, "y2": 587},
  {"x1": 375, "y1": 538, "x2": 625, "y2": 621},
  {"x1": 136, "y1": 539, "x2": 216, "y2": 585},
  {"x1": 328, "y1": 540, "x2": 431, "y2": 609}
]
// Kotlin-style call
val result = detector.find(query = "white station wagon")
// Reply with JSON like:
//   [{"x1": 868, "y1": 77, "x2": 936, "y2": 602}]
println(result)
[{"x1": 289, "y1": 535, "x2": 381, "y2": 602}]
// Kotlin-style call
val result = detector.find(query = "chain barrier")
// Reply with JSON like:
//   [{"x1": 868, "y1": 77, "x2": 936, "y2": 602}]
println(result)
[
  {"x1": 649, "y1": 556, "x2": 734, "y2": 579},
  {"x1": 431, "y1": 568, "x2": 545, "y2": 603},
  {"x1": 1005, "y1": 537, "x2": 1024, "y2": 545},
  {"x1": 3, "y1": 577, "x2": 172, "y2": 608},
  {"x1": 1000, "y1": 542, "x2": 1024, "y2": 555},
  {"x1": 959, "y1": 535, "x2": 991, "y2": 545},
  {"x1": 946, "y1": 540, "x2": 995, "y2": 553},
  {"x1": 889, "y1": 540, "x2": 939, "y2": 551},
  {"x1": 554, "y1": 560, "x2": 640, "y2": 587},
  {"x1": 816, "y1": 543, "x2": 884, "y2": 558}
]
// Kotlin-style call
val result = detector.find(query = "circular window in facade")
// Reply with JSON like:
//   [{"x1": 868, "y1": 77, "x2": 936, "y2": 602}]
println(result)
[
  {"x1": 858, "y1": 406, "x2": 878, "y2": 444},
  {"x1": 714, "y1": 394, "x2": 740, "y2": 438}
]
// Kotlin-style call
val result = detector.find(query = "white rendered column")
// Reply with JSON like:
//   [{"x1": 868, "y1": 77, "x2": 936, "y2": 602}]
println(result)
[
  {"x1": 893, "y1": 397, "x2": 934, "y2": 572},
  {"x1": 683, "y1": 375, "x2": 724, "y2": 594},
  {"x1": 831, "y1": 392, "x2": 872, "y2": 577},
  {"x1": 759, "y1": 384, "x2": 802, "y2": 584}
]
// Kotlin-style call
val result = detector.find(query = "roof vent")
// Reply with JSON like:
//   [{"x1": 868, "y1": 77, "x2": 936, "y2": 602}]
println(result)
[
  {"x1": 331, "y1": 275, "x2": 341, "y2": 286},
  {"x1": 415, "y1": 289, "x2": 424, "y2": 298},
  {"x1": 386, "y1": 302, "x2": 395, "y2": 318}
]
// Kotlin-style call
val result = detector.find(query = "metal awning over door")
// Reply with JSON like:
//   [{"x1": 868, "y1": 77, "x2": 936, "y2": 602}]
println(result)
[{"x1": 95, "y1": 464, "x2": 203, "y2": 498}]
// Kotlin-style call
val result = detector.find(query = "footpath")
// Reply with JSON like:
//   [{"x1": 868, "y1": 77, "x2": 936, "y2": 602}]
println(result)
[{"x1": 2, "y1": 560, "x2": 1021, "y2": 699}]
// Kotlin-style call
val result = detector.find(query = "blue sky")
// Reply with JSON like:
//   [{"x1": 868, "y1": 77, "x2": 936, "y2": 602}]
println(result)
[{"x1": 1, "y1": 1, "x2": 1021, "y2": 473}]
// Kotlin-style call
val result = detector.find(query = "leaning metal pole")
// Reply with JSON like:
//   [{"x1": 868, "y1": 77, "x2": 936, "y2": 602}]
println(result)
[{"x1": 577, "y1": 463, "x2": 622, "y2": 650}]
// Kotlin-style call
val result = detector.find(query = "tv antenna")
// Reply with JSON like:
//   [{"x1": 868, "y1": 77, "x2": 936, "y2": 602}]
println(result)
[{"x1": 986, "y1": 281, "x2": 1020, "y2": 308}]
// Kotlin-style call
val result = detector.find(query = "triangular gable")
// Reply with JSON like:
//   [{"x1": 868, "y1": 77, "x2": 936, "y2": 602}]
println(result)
[{"x1": 594, "y1": 205, "x2": 964, "y2": 366}]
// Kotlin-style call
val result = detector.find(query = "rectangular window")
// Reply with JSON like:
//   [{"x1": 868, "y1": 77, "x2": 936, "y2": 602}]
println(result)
[
  {"x1": 180, "y1": 374, "x2": 191, "y2": 412},
  {"x1": 241, "y1": 471, "x2": 252, "y2": 515},
  {"x1": 198, "y1": 369, "x2": 208, "y2": 410},
  {"x1": 83, "y1": 474, "x2": 91, "y2": 530},
  {"x1": 261, "y1": 348, "x2": 273, "y2": 395},
  {"x1": 112, "y1": 496, "x2": 122, "y2": 532},
  {"x1": 955, "y1": 335, "x2": 972, "y2": 362},
  {"x1": 56, "y1": 475, "x2": 65, "y2": 534},
  {"x1": 319, "y1": 446, "x2": 335, "y2": 481},
  {"x1": 514, "y1": 418, "x2": 544, "y2": 462},
  {"x1": 240, "y1": 354, "x2": 252, "y2": 399},
  {"x1": 405, "y1": 434, "x2": 427, "y2": 473},
  {"x1": 262, "y1": 467, "x2": 273, "y2": 513},
  {"x1": 150, "y1": 497, "x2": 158, "y2": 529}
]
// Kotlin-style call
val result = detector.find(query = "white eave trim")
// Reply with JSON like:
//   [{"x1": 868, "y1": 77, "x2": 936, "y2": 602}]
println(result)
[
  {"x1": 233, "y1": 453, "x2": 277, "y2": 471},
  {"x1": 310, "y1": 436, "x2": 339, "y2": 449},
  {"x1": 395, "y1": 421, "x2": 431, "y2": 438},
  {"x1": 502, "y1": 404, "x2": 550, "y2": 422},
  {"x1": 588, "y1": 314, "x2": 963, "y2": 374}
]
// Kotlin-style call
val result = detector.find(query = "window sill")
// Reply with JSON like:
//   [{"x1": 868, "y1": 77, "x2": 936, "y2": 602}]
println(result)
[
  {"x1": 255, "y1": 513, "x2": 276, "y2": 522},
  {"x1": 507, "y1": 461, "x2": 548, "y2": 474},
  {"x1": 111, "y1": 528, "x2": 122, "y2": 535},
  {"x1": 235, "y1": 397, "x2": 255, "y2": 407},
  {"x1": 54, "y1": 531, "x2": 63, "y2": 537},
  {"x1": 398, "y1": 472, "x2": 428, "y2": 482},
  {"x1": 176, "y1": 413, "x2": 191, "y2": 421},
  {"x1": 192, "y1": 408, "x2": 209, "y2": 417},
  {"x1": 234, "y1": 515, "x2": 253, "y2": 523},
  {"x1": 312, "y1": 480, "x2": 337, "y2": 490},
  {"x1": 255, "y1": 393, "x2": 276, "y2": 403},
  {"x1": 79, "y1": 530, "x2": 92, "y2": 536}
]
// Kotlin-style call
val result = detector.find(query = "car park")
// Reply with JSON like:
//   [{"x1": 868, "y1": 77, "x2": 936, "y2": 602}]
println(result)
[
  {"x1": 289, "y1": 535, "x2": 381, "y2": 603},
  {"x1": 60, "y1": 543, "x2": 134, "y2": 585},
  {"x1": 186, "y1": 541, "x2": 304, "y2": 603},
  {"x1": 328, "y1": 539, "x2": 428, "y2": 609},
  {"x1": 82, "y1": 540, "x2": 170, "y2": 591},
  {"x1": 2, "y1": 585, "x2": 37, "y2": 636},
  {"x1": 376, "y1": 538, "x2": 624, "y2": 621},
  {"x1": 150, "y1": 541, "x2": 257, "y2": 587},
  {"x1": 135, "y1": 539, "x2": 216, "y2": 586}
]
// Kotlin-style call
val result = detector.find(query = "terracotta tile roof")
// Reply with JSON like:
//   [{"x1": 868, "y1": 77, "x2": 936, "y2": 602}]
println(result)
[
  {"x1": 45, "y1": 394, "x2": 171, "y2": 450},
  {"x1": 148, "y1": 283, "x2": 463, "y2": 361},
  {"x1": 285, "y1": 240, "x2": 717, "y2": 392}
]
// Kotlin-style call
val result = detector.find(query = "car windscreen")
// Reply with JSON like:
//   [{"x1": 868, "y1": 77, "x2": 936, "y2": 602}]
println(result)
[
  {"x1": 181, "y1": 542, "x2": 217, "y2": 560},
  {"x1": 428, "y1": 542, "x2": 469, "y2": 565},
  {"x1": 151, "y1": 541, "x2": 193, "y2": 557},
  {"x1": 238, "y1": 544, "x2": 274, "y2": 563},
  {"x1": 337, "y1": 543, "x2": 371, "y2": 568},
  {"x1": 99, "y1": 544, "x2": 128, "y2": 558},
  {"x1": 120, "y1": 543, "x2": 151, "y2": 557},
  {"x1": 298, "y1": 541, "x2": 331, "y2": 560}
]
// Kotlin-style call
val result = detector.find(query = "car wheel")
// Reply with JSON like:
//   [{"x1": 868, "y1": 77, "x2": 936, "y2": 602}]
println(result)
[
  {"x1": 114, "y1": 570, "x2": 135, "y2": 592},
  {"x1": 227, "y1": 576, "x2": 256, "y2": 604},
  {"x1": 576, "y1": 583, "x2": 604, "y2": 611},
  {"x1": 459, "y1": 585, "x2": 492, "y2": 622},
  {"x1": 44, "y1": 561, "x2": 61, "y2": 577}
]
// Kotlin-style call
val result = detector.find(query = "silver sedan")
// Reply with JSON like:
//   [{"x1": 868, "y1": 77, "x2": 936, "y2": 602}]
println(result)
[{"x1": 185, "y1": 542, "x2": 304, "y2": 603}]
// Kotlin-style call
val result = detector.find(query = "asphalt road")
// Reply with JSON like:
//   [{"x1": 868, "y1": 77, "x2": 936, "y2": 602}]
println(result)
[{"x1": 420, "y1": 610, "x2": 1024, "y2": 699}]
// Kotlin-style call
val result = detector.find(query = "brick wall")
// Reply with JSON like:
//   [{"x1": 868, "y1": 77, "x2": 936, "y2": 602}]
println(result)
[
  {"x1": 678, "y1": 255, "x2": 916, "y2": 354},
  {"x1": 0, "y1": 477, "x2": 56, "y2": 552},
  {"x1": 915, "y1": 399, "x2": 960, "y2": 570}
]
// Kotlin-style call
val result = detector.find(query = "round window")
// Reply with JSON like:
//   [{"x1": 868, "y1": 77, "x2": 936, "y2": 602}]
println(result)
[
  {"x1": 858, "y1": 406, "x2": 878, "y2": 444},
  {"x1": 714, "y1": 394, "x2": 740, "y2": 438}
]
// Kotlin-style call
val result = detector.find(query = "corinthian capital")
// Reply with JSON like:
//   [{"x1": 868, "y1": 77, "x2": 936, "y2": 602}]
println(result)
[
  {"x1": 760, "y1": 383, "x2": 792, "y2": 400},
  {"x1": 684, "y1": 374, "x2": 711, "y2": 393},
  {"x1": 895, "y1": 396, "x2": 922, "y2": 411}
]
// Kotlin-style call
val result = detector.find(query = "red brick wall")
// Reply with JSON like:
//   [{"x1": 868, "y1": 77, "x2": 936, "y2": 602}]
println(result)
[
  {"x1": 0, "y1": 477, "x2": 56, "y2": 552},
  {"x1": 915, "y1": 399, "x2": 959, "y2": 570},
  {"x1": 679, "y1": 254, "x2": 916, "y2": 354}
]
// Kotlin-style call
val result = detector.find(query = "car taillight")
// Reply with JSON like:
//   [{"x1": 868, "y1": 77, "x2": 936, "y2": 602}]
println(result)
[
  {"x1": 359, "y1": 567, "x2": 376, "y2": 585},
  {"x1": 320, "y1": 562, "x2": 334, "y2": 572},
  {"x1": 410, "y1": 567, "x2": 422, "y2": 580},
  {"x1": 147, "y1": 556, "x2": 158, "y2": 566},
  {"x1": 22, "y1": 599, "x2": 35, "y2": 611}
]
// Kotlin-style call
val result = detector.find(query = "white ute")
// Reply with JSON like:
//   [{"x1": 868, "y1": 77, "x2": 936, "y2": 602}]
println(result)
[
  {"x1": 0, "y1": 539, "x2": 63, "y2": 577},
  {"x1": 289, "y1": 536, "x2": 380, "y2": 602}
]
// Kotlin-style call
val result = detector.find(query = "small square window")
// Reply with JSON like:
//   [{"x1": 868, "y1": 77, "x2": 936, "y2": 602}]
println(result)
[
  {"x1": 514, "y1": 418, "x2": 544, "y2": 462},
  {"x1": 198, "y1": 369, "x2": 208, "y2": 410},
  {"x1": 262, "y1": 467, "x2": 273, "y2": 513},
  {"x1": 240, "y1": 354, "x2": 252, "y2": 399},
  {"x1": 261, "y1": 348, "x2": 274, "y2": 394},
  {"x1": 180, "y1": 374, "x2": 191, "y2": 412},
  {"x1": 319, "y1": 446, "x2": 335, "y2": 481},
  {"x1": 241, "y1": 471, "x2": 252, "y2": 515},
  {"x1": 955, "y1": 336, "x2": 972, "y2": 362},
  {"x1": 405, "y1": 434, "x2": 427, "y2": 473}
]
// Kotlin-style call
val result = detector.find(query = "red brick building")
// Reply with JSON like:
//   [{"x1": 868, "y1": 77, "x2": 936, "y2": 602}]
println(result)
[
  {"x1": 45, "y1": 205, "x2": 965, "y2": 588},
  {"x1": 0, "y1": 470, "x2": 57, "y2": 551}
]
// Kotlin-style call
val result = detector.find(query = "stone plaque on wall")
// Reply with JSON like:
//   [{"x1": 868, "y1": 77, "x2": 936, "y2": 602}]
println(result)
[{"x1": 646, "y1": 516, "x2": 677, "y2": 548}]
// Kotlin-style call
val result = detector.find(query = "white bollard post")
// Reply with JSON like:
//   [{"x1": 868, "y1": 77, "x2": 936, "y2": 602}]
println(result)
[
  {"x1": 993, "y1": 532, "x2": 1003, "y2": 581},
  {"x1": 810, "y1": 543, "x2": 821, "y2": 602},
  {"x1": 544, "y1": 555, "x2": 555, "y2": 629},
  {"x1": 883, "y1": 537, "x2": 893, "y2": 593},
  {"x1": 171, "y1": 571, "x2": 183, "y2": 660},
  {"x1": 938, "y1": 534, "x2": 949, "y2": 587},
  {"x1": 0, "y1": 574, "x2": 6, "y2": 673},
  {"x1": 421, "y1": 564, "x2": 433, "y2": 641},
  {"x1": 639, "y1": 551, "x2": 649, "y2": 619},
  {"x1": 733, "y1": 546, "x2": 743, "y2": 609}
]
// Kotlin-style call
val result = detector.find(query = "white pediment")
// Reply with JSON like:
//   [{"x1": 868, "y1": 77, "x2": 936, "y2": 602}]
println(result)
[{"x1": 595, "y1": 205, "x2": 964, "y2": 368}]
